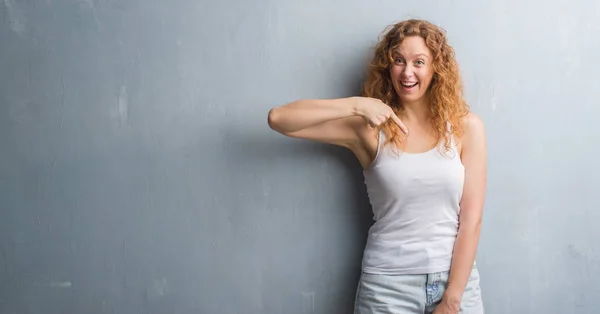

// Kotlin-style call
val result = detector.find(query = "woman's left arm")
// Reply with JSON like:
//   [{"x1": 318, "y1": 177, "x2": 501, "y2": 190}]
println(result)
[{"x1": 438, "y1": 112, "x2": 487, "y2": 312}]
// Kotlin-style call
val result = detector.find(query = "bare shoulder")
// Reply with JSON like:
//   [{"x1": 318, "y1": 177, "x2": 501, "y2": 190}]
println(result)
[{"x1": 461, "y1": 112, "x2": 485, "y2": 134}]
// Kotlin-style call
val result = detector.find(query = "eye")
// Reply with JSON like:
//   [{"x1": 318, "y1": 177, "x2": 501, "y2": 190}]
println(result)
[
  {"x1": 394, "y1": 57, "x2": 404, "y2": 64},
  {"x1": 415, "y1": 60, "x2": 425, "y2": 65}
]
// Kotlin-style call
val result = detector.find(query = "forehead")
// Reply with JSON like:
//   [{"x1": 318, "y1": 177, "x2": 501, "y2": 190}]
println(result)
[{"x1": 394, "y1": 36, "x2": 431, "y2": 57}]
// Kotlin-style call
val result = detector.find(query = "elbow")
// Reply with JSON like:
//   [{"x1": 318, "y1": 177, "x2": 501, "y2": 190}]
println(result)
[
  {"x1": 459, "y1": 218, "x2": 482, "y2": 234},
  {"x1": 267, "y1": 108, "x2": 280, "y2": 131},
  {"x1": 267, "y1": 107, "x2": 288, "y2": 134},
  {"x1": 458, "y1": 210, "x2": 482, "y2": 233}
]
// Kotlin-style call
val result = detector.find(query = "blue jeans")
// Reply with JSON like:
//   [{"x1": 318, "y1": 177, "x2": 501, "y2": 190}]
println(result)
[{"x1": 354, "y1": 266, "x2": 484, "y2": 314}]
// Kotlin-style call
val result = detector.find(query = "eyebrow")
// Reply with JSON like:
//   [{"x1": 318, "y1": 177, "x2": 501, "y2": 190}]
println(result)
[{"x1": 393, "y1": 52, "x2": 430, "y2": 59}]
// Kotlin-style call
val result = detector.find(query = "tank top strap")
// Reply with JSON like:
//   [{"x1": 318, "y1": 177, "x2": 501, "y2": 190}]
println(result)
[
  {"x1": 445, "y1": 121, "x2": 461, "y2": 158},
  {"x1": 372, "y1": 128, "x2": 385, "y2": 162},
  {"x1": 444, "y1": 121, "x2": 456, "y2": 146}
]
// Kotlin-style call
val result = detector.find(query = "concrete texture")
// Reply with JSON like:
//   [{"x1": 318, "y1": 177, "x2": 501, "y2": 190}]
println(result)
[{"x1": 1, "y1": 0, "x2": 599, "y2": 313}]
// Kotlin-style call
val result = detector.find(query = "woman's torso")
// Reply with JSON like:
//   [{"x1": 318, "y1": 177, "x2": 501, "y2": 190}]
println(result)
[{"x1": 355, "y1": 124, "x2": 466, "y2": 275}]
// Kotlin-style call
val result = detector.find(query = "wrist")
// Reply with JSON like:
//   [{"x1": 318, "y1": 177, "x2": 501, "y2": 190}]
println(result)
[{"x1": 442, "y1": 291, "x2": 462, "y2": 310}]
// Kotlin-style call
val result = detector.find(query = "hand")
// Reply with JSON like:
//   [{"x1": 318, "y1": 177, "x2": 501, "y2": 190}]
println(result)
[
  {"x1": 352, "y1": 97, "x2": 408, "y2": 133},
  {"x1": 433, "y1": 299, "x2": 460, "y2": 314}
]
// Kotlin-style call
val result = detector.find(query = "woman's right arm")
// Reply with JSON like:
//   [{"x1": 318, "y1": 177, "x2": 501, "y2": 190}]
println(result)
[
  {"x1": 267, "y1": 97, "x2": 364, "y2": 149},
  {"x1": 267, "y1": 97, "x2": 406, "y2": 149}
]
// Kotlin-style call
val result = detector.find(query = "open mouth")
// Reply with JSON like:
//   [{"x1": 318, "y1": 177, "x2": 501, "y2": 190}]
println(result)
[{"x1": 401, "y1": 82, "x2": 418, "y2": 88}]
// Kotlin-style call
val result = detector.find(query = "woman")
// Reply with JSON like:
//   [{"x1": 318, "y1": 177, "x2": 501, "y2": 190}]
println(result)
[{"x1": 267, "y1": 19, "x2": 486, "y2": 314}]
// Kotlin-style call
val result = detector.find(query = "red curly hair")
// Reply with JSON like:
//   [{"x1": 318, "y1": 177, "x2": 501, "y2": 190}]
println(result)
[{"x1": 363, "y1": 19, "x2": 469, "y2": 154}]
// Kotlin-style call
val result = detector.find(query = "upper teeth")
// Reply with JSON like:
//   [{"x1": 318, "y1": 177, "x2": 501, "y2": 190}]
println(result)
[{"x1": 402, "y1": 82, "x2": 417, "y2": 86}]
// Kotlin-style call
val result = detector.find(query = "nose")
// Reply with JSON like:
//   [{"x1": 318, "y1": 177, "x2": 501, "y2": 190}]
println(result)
[{"x1": 401, "y1": 64, "x2": 414, "y2": 78}]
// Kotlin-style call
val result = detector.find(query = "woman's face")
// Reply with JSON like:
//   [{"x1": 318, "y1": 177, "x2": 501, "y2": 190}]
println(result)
[{"x1": 389, "y1": 36, "x2": 435, "y2": 105}]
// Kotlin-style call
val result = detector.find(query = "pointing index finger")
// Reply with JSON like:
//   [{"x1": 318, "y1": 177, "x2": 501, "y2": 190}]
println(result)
[{"x1": 391, "y1": 113, "x2": 408, "y2": 134}]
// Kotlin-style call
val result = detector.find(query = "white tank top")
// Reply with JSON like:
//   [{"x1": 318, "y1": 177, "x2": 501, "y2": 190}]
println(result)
[{"x1": 361, "y1": 127, "x2": 465, "y2": 275}]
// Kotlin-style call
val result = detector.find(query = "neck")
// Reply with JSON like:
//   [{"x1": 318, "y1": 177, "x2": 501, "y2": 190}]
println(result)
[{"x1": 399, "y1": 99, "x2": 431, "y2": 124}]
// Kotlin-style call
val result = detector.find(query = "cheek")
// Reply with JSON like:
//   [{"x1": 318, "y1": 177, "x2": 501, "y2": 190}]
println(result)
[
  {"x1": 417, "y1": 70, "x2": 434, "y2": 86},
  {"x1": 389, "y1": 66, "x2": 402, "y2": 78}
]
